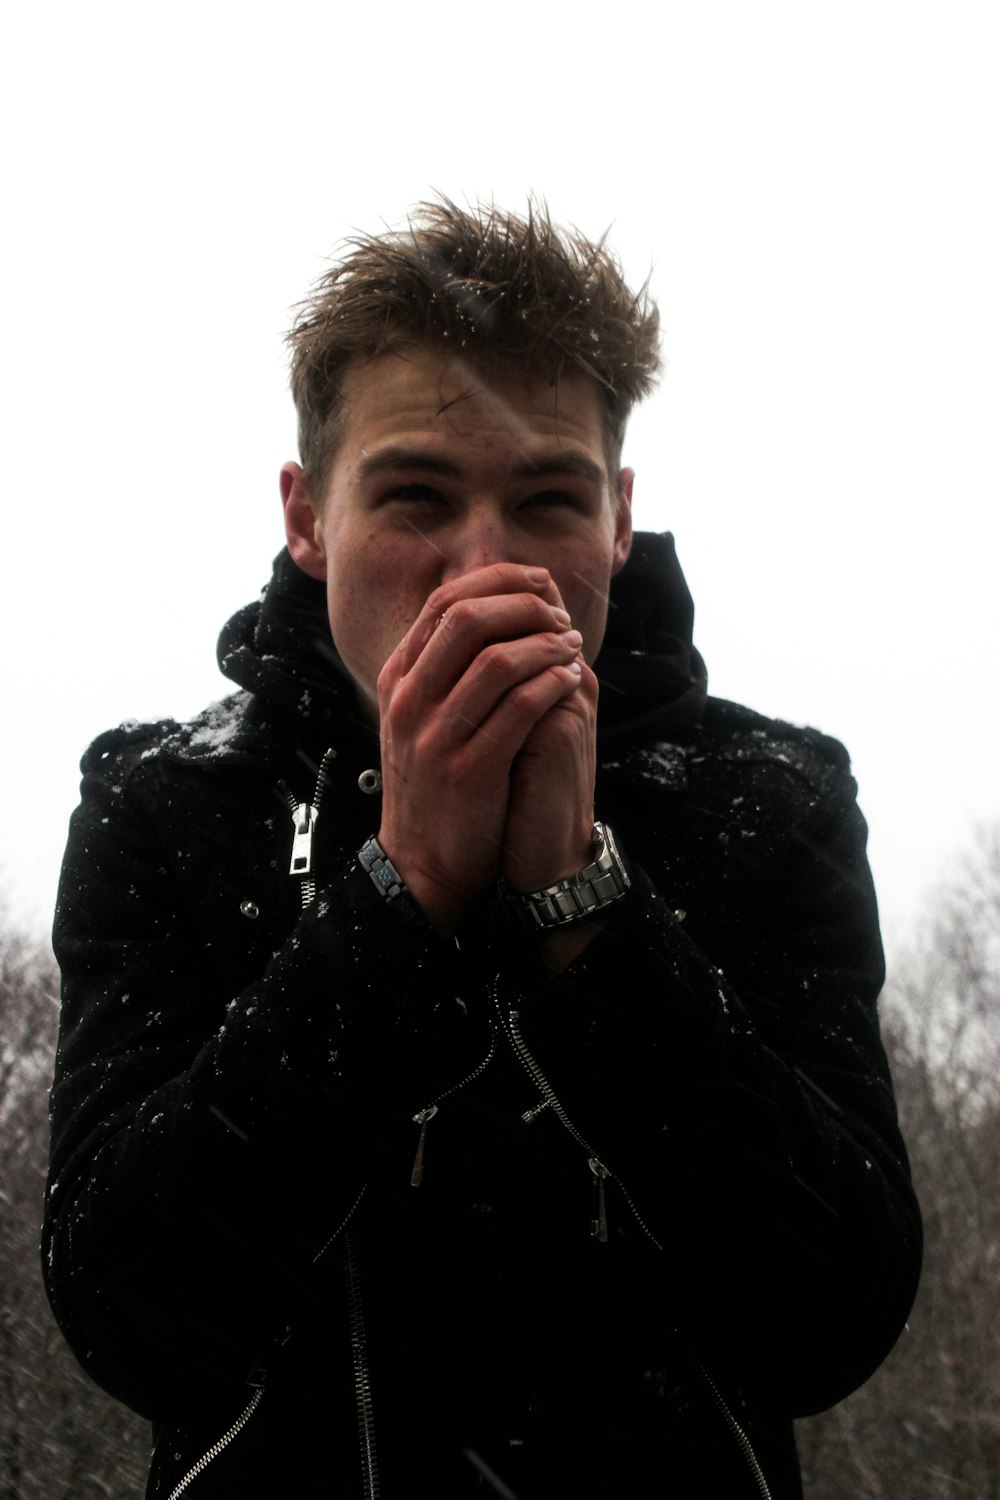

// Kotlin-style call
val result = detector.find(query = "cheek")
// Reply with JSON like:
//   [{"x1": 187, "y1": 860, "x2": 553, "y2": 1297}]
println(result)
[
  {"x1": 561, "y1": 563, "x2": 614, "y2": 661},
  {"x1": 328, "y1": 558, "x2": 425, "y2": 671}
]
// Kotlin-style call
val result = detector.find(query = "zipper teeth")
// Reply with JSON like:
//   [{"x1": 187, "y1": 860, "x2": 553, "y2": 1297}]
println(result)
[
  {"x1": 279, "y1": 749, "x2": 337, "y2": 912},
  {"x1": 344, "y1": 1229, "x2": 380, "y2": 1500},
  {"x1": 503, "y1": 999, "x2": 663, "y2": 1251},
  {"x1": 311, "y1": 747, "x2": 336, "y2": 811},
  {"x1": 409, "y1": 1031, "x2": 499, "y2": 1185},
  {"x1": 501, "y1": 1000, "x2": 597, "y2": 1159},
  {"x1": 308, "y1": 750, "x2": 377, "y2": 1494},
  {"x1": 278, "y1": 748, "x2": 338, "y2": 815},
  {"x1": 418, "y1": 1027, "x2": 499, "y2": 1114},
  {"x1": 698, "y1": 1365, "x2": 774, "y2": 1500},
  {"x1": 604, "y1": 1174, "x2": 664, "y2": 1253},
  {"x1": 312, "y1": 1182, "x2": 368, "y2": 1265},
  {"x1": 277, "y1": 749, "x2": 379, "y2": 1497},
  {"x1": 165, "y1": 1388, "x2": 264, "y2": 1500}
]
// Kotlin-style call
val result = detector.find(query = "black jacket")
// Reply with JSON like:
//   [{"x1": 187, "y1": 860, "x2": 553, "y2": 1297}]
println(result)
[{"x1": 44, "y1": 535, "x2": 921, "y2": 1499}]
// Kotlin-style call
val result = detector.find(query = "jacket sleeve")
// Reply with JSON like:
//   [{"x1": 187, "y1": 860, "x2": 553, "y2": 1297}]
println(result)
[
  {"x1": 42, "y1": 733, "x2": 483, "y2": 1423},
  {"x1": 508, "y1": 741, "x2": 922, "y2": 1417}
]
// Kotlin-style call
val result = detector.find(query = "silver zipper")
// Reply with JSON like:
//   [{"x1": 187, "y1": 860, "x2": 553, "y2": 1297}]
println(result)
[
  {"x1": 495, "y1": 980, "x2": 771, "y2": 1496},
  {"x1": 311, "y1": 1183, "x2": 368, "y2": 1265},
  {"x1": 344, "y1": 1228, "x2": 380, "y2": 1500},
  {"x1": 279, "y1": 748, "x2": 337, "y2": 911},
  {"x1": 166, "y1": 753, "x2": 360, "y2": 1497},
  {"x1": 502, "y1": 1004, "x2": 619, "y2": 1244},
  {"x1": 697, "y1": 1364, "x2": 774, "y2": 1500},
  {"x1": 409, "y1": 1031, "x2": 498, "y2": 1186},
  {"x1": 279, "y1": 752, "x2": 382, "y2": 1497},
  {"x1": 165, "y1": 1388, "x2": 264, "y2": 1500},
  {"x1": 588, "y1": 1156, "x2": 610, "y2": 1243},
  {"x1": 495, "y1": 983, "x2": 662, "y2": 1249}
]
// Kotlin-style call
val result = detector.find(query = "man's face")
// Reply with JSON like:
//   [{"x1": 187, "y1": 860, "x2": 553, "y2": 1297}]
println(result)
[{"x1": 282, "y1": 345, "x2": 633, "y2": 725}]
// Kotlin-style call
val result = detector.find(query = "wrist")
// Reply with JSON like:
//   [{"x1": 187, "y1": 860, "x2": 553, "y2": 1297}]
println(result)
[
  {"x1": 502, "y1": 813, "x2": 596, "y2": 896},
  {"x1": 357, "y1": 835, "x2": 427, "y2": 926},
  {"x1": 365, "y1": 830, "x2": 472, "y2": 936},
  {"x1": 498, "y1": 822, "x2": 630, "y2": 932}
]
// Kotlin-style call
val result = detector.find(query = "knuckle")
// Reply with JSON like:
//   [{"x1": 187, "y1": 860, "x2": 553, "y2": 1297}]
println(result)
[
  {"x1": 376, "y1": 657, "x2": 396, "y2": 697},
  {"x1": 512, "y1": 592, "x2": 543, "y2": 623},
  {"x1": 548, "y1": 709, "x2": 584, "y2": 748},
  {"x1": 486, "y1": 560, "x2": 526, "y2": 590},
  {"x1": 380, "y1": 674, "x2": 419, "y2": 731},
  {"x1": 507, "y1": 674, "x2": 551, "y2": 713},
  {"x1": 446, "y1": 597, "x2": 477, "y2": 627},
  {"x1": 478, "y1": 641, "x2": 517, "y2": 680},
  {"x1": 425, "y1": 580, "x2": 456, "y2": 614},
  {"x1": 427, "y1": 577, "x2": 487, "y2": 615},
  {"x1": 434, "y1": 597, "x2": 477, "y2": 639}
]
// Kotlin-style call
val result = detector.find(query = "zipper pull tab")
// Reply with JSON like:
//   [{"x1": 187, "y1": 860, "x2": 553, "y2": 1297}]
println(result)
[
  {"x1": 289, "y1": 803, "x2": 318, "y2": 877},
  {"x1": 410, "y1": 1105, "x2": 439, "y2": 1186},
  {"x1": 588, "y1": 1157, "x2": 610, "y2": 1243}
]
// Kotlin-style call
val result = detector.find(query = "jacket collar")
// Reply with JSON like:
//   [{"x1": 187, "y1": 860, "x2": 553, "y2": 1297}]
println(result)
[{"x1": 208, "y1": 533, "x2": 708, "y2": 758}]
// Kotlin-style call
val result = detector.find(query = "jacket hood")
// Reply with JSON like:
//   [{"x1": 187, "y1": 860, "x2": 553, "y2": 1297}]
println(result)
[{"x1": 217, "y1": 533, "x2": 708, "y2": 751}]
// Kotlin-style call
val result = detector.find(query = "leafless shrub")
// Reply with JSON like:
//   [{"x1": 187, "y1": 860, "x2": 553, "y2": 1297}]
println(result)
[
  {"x1": 797, "y1": 828, "x2": 1000, "y2": 1498},
  {"x1": 0, "y1": 898, "x2": 148, "y2": 1499}
]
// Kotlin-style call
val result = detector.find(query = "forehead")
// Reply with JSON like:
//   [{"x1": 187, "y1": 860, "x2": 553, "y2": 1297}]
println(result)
[{"x1": 334, "y1": 347, "x2": 609, "y2": 475}]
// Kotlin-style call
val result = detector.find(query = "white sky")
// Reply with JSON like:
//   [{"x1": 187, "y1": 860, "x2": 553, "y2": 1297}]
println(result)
[{"x1": 2, "y1": 1, "x2": 998, "y2": 962}]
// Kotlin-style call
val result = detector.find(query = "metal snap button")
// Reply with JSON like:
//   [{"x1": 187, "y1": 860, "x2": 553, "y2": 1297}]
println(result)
[
  {"x1": 239, "y1": 899, "x2": 260, "y2": 919},
  {"x1": 357, "y1": 768, "x2": 382, "y2": 794}
]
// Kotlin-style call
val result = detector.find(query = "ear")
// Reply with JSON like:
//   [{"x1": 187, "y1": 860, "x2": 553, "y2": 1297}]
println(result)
[
  {"x1": 280, "y1": 462, "x2": 327, "y2": 581},
  {"x1": 610, "y1": 467, "x2": 634, "y2": 576}
]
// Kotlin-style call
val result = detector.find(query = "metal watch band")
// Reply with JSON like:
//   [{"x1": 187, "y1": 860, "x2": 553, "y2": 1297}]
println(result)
[
  {"x1": 357, "y1": 836, "x2": 423, "y2": 924},
  {"x1": 499, "y1": 822, "x2": 631, "y2": 931}
]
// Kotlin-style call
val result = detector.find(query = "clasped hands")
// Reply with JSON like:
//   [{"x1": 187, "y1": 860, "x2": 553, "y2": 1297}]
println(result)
[{"x1": 376, "y1": 563, "x2": 599, "y2": 937}]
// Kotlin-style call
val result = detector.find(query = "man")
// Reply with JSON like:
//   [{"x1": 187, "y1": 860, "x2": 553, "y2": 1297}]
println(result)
[{"x1": 44, "y1": 200, "x2": 921, "y2": 1498}]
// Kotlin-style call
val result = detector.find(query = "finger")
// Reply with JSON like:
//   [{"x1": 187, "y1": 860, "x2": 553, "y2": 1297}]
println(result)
[
  {"x1": 386, "y1": 625, "x2": 582, "y2": 749},
  {"x1": 462, "y1": 660, "x2": 586, "y2": 766},
  {"x1": 435, "y1": 630, "x2": 584, "y2": 740},
  {"x1": 427, "y1": 563, "x2": 565, "y2": 619},
  {"x1": 394, "y1": 564, "x2": 567, "y2": 678},
  {"x1": 399, "y1": 595, "x2": 578, "y2": 708}
]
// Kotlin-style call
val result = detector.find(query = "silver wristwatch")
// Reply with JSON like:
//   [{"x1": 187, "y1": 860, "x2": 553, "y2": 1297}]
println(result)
[{"x1": 499, "y1": 822, "x2": 630, "y2": 931}]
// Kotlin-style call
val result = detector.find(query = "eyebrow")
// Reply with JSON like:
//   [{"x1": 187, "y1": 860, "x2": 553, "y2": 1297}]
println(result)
[{"x1": 355, "y1": 446, "x2": 606, "y2": 486}]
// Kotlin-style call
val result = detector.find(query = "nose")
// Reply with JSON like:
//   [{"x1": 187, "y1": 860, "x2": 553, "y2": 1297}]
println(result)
[{"x1": 439, "y1": 510, "x2": 524, "y2": 582}]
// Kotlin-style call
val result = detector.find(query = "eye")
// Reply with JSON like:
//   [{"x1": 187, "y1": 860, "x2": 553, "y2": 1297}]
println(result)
[
  {"x1": 385, "y1": 483, "x2": 446, "y2": 504},
  {"x1": 523, "y1": 489, "x2": 579, "y2": 509}
]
